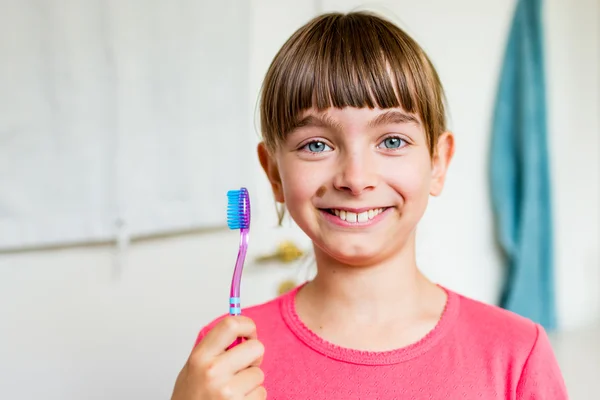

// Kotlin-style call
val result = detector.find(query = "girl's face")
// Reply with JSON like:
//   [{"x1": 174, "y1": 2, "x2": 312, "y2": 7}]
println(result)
[{"x1": 258, "y1": 106, "x2": 454, "y2": 266}]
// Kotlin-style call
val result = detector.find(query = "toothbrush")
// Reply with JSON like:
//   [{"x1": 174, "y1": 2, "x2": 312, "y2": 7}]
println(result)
[{"x1": 226, "y1": 188, "x2": 251, "y2": 347}]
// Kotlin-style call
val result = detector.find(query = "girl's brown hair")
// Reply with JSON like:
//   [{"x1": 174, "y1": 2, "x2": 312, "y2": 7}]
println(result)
[{"x1": 259, "y1": 11, "x2": 447, "y2": 156}]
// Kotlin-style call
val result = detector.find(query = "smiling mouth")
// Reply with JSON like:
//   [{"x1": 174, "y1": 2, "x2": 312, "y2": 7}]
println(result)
[{"x1": 321, "y1": 207, "x2": 389, "y2": 223}]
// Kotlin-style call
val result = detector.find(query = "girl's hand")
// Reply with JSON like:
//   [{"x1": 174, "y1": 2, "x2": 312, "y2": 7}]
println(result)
[{"x1": 171, "y1": 316, "x2": 266, "y2": 400}]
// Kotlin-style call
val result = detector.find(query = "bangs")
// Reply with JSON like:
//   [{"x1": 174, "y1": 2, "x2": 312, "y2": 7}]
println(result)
[{"x1": 260, "y1": 12, "x2": 446, "y2": 154}]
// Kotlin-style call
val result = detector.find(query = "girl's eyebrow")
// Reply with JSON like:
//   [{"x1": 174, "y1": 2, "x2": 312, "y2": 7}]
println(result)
[
  {"x1": 289, "y1": 110, "x2": 419, "y2": 136},
  {"x1": 367, "y1": 110, "x2": 420, "y2": 128},
  {"x1": 290, "y1": 114, "x2": 343, "y2": 134}
]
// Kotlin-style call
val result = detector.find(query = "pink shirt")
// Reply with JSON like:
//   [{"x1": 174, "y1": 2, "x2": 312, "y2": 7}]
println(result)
[{"x1": 196, "y1": 286, "x2": 568, "y2": 399}]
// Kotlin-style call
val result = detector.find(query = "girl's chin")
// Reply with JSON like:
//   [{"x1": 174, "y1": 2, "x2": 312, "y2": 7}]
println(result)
[{"x1": 313, "y1": 240, "x2": 394, "y2": 267}]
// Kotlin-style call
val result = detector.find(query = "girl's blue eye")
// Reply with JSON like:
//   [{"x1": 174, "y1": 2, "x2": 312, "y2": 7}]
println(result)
[
  {"x1": 303, "y1": 141, "x2": 332, "y2": 153},
  {"x1": 379, "y1": 137, "x2": 405, "y2": 149}
]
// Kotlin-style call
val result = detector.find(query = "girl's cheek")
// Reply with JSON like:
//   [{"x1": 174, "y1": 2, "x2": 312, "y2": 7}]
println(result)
[{"x1": 385, "y1": 162, "x2": 429, "y2": 195}]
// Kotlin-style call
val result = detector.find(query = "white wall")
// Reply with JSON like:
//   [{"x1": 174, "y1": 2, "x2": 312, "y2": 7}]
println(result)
[
  {"x1": 545, "y1": 0, "x2": 600, "y2": 331},
  {"x1": 0, "y1": 0, "x2": 597, "y2": 399}
]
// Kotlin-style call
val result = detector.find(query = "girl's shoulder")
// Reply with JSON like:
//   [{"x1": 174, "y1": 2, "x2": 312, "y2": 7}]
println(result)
[
  {"x1": 449, "y1": 288, "x2": 544, "y2": 352},
  {"x1": 194, "y1": 288, "x2": 293, "y2": 346}
]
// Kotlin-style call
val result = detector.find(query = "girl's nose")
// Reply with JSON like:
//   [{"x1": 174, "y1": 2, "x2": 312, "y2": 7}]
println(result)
[{"x1": 333, "y1": 150, "x2": 378, "y2": 195}]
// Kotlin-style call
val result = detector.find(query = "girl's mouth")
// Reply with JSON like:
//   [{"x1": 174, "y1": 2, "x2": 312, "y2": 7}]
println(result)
[{"x1": 319, "y1": 207, "x2": 391, "y2": 224}]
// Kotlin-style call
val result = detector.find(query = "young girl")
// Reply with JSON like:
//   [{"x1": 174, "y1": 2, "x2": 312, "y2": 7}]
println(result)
[{"x1": 171, "y1": 11, "x2": 568, "y2": 399}]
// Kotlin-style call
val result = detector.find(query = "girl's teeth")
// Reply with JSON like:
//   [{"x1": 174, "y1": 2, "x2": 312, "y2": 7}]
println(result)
[
  {"x1": 357, "y1": 211, "x2": 368, "y2": 223},
  {"x1": 346, "y1": 212, "x2": 357, "y2": 223},
  {"x1": 328, "y1": 208, "x2": 386, "y2": 223}
]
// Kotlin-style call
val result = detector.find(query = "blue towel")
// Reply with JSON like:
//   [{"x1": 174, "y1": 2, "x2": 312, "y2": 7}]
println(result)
[{"x1": 490, "y1": 0, "x2": 556, "y2": 330}]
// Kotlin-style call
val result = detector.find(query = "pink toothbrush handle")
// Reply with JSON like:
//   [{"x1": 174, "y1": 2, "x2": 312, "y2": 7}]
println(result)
[{"x1": 227, "y1": 228, "x2": 249, "y2": 349}]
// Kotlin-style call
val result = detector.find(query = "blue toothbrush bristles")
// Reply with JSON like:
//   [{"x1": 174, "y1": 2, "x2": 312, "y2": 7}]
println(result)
[{"x1": 227, "y1": 188, "x2": 250, "y2": 230}]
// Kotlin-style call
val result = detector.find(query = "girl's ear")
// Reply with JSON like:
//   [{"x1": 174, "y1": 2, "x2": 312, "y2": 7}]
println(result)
[
  {"x1": 257, "y1": 142, "x2": 285, "y2": 203},
  {"x1": 430, "y1": 131, "x2": 455, "y2": 196}
]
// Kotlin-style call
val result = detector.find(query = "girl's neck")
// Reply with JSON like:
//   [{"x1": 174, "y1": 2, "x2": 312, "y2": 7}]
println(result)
[
  {"x1": 303, "y1": 235, "x2": 431, "y2": 317},
  {"x1": 296, "y1": 232, "x2": 446, "y2": 328}
]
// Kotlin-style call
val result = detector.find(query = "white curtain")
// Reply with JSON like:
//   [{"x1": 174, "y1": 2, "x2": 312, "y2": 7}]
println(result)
[{"x1": 0, "y1": 0, "x2": 252, "y2": 251}]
